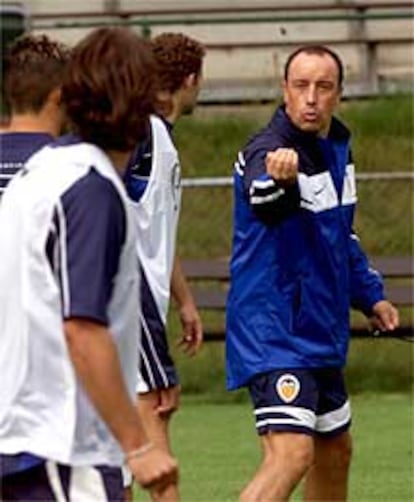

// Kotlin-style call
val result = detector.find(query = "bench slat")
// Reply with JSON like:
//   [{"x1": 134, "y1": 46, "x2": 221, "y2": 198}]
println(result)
[
  {"x1": 192, "y1": 285, "x2": 413, "y2": 309},
  {"x1": 183, "y1": 256, "x2": 412, "y2": 340},
  {"x1": 192, "y1": 289, "x2": 228, "y2": 310},
  {"x1": 203, "y1": 325, "x2": 413, "y2": 341},
  {"x1": 385, "y1": 285, "x2": 413, "y2": 306},
  {"x1": 183, "y1": 256, "x2": 413, "y2": 280},
  {"x1": 371, "y1": 256, "x2": 413, "y2": 278},
  {"x1": 182, "y1": 259, "x2": 229, "y2": 280}
]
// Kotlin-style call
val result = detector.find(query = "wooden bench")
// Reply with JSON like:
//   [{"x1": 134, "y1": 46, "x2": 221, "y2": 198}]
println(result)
[{"x1": 182, "y1": 256, "x2": 413, "y2": 341}]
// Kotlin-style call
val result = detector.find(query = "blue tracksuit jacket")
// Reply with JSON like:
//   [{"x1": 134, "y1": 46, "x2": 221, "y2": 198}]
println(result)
[{"x1": 226, "y1": 106, "x2": 384, "y2": 390}]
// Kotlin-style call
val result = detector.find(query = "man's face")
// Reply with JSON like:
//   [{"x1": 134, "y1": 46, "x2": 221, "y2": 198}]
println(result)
[{"x1": 283, "y1": 52, "x2": 341, "y2": 136}]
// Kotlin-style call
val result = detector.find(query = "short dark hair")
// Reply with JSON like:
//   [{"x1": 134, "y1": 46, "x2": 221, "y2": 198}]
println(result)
[
  {"x1": 62, "y1": 27, "x2": 157, "y2": 151},
  {"x1": 284, "y1": 45, "x2": 344, "y2": 87},
  {"x1": 151, "y1": 32, "x2": 205, "y2": 94},
  {"x1": 3, "y1": 34, "x2": 70, "y2": 113}
]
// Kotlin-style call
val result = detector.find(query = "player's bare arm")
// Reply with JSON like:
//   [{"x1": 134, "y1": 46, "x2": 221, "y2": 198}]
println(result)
[
  {"x1": 64, "y1": 318, "x2": 178, "y2": 489},
  {"x1": 171, "y1": 254, "x2": 203, "y2": 356}
]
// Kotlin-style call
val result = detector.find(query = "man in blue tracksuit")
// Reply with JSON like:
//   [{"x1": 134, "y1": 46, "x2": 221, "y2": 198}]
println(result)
[{"x1": 226, "y1": 45, "x2": 399, "y2": 501}]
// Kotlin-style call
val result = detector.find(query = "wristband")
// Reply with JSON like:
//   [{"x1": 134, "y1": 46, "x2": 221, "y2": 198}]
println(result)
[{"x1": 125, "y1": 442, "x2": 154, "y2": 463}]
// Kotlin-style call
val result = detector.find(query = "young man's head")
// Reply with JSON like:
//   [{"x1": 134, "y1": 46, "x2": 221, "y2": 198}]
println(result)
[
  {"x1": 62, "y1": 27, "x2": 157, "y2": 152},
  {"x1": 151, "y1": 33, "x2": 206, "y2": 121},
  {"x1": 4, "y1": 34, "x2": 70, "y2": 120},
  {"x1": 282, "y1": 45, "x2": 344, "y2": 137}
]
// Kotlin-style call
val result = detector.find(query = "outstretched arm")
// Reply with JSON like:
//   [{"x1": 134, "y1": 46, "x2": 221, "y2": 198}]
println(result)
[{"x1": 240, "y1": 146, "x2": 301, "y2": 225}]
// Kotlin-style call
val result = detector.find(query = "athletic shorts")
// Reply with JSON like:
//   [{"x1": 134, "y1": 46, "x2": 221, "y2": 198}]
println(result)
[
  {"x1": 0, "y1": 460, "x2": 124, "y2": 501},
  {"x1": 248, "y1": 368, "x2": 351, "y2": 436}
]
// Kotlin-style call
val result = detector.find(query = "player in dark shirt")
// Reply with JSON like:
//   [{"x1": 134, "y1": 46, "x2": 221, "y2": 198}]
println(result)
[{"x1": 0, "y1": 34, "x2": 70, "y2": 198}]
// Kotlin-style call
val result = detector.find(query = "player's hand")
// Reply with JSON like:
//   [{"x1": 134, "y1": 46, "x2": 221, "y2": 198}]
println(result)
[
  {"x1": 128, "y1": 445, "x2": 178, "y2": 492},
  {"x1": 265, "y1": 148, "x2": 299, "y2": 186},
  {"x1": 156, "y1": 386, "x2": 180, "y2": 417},
  {"x1": 370, "y1": 300, "x2": 400, "y2": 332},
  {"x1": 177, "y1": 301, "x2": 203, "y2": 356}
]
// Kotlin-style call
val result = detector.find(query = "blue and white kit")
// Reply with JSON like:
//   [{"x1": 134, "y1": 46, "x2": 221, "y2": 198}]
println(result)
[
  {"x1": 125, "y1": 115, "x2": 181, "y2": 392},
  {"x1": 0, "y1": 130, "x2": 54, "y2": 476},
  {"x1": 0, "y1": 135, "x2": 140, "y2": 473},
  {"x1": 0, "y1": 132, "x2": 53, "y2": 197},
  {"x1": 248, "y1": 368, "x2": 351, "y2": 436},
  {"x1": 226, "y1": 106, "x2": 384, "y2": 388}
]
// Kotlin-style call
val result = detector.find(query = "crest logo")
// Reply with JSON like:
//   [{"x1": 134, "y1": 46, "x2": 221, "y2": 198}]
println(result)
[{"x1": 276, "y1": 374, "x2": 300, "y2": 403}]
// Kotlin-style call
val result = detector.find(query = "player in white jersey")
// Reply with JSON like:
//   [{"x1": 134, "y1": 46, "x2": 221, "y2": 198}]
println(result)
[
  {"x1": 124, "y1": 33, "x2": 205, "y2": 501},
  {"x1": 0, "y1": 27, "x2": 177, "y2": 501}
]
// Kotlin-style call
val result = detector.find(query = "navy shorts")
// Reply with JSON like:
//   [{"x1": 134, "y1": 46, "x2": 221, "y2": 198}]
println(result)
[
  {"x1": 0, "y1": 460, "x2": 124, "y2": 501},
  {"x1": 248, "y1": 368, "x2": 351, "y2": 436}
]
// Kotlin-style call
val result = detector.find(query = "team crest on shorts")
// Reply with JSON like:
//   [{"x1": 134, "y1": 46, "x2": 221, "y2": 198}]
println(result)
[{"x1": 276, "y1": 374, "x2": 300, "y2": 403}]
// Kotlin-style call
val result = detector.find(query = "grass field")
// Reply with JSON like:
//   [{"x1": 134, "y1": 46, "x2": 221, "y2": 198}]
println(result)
[
  {"x1": 170, "y1": 334, "x2": 413, "y2": 398},
  {"x1": 175, "y1": 95, "x2": 413, "y2": 177},
  {"x1": 134, "y1": 393, "x2": 413, "y2": 502}
]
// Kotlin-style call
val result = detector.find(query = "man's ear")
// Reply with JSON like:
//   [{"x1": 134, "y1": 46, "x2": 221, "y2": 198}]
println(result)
[
  {"x1": 47, "y1": 87, "x2": 62, "y2": 106},
  {"x1": 336, "y1": 86, "x2": 343, "y2": 105},
  {"x1": 184, "y1": 73, "x2": 198, "y2": 88},
  {"x1": 282, "y1": 79, "x2": 288, "y2": 103}
]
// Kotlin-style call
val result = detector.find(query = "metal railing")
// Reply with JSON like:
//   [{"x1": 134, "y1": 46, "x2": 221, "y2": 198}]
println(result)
[
  {"x1": 178, "y1": 172, "x2": 413, "y2": 258},
  {"x1": 181, "y1": 171, "x2": 414, "y2": 187}
]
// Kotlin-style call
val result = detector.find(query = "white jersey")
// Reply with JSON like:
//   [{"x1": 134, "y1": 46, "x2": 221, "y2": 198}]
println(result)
[
  {"x1": 131, "y1": 115, "x2": 181, "y2": 324},
  {"x1": 0, "y1": 141, "x2": 139, "y2": 467}
]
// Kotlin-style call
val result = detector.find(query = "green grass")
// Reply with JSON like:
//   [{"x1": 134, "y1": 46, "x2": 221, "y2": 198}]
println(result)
[
  {"x1": 175, "y1": 95, "x2": 414, "y2": 177},
  {"x1": 349, "y1": 394, "x2": 414, "y2": 502},
  {"x1": 167, "y1": 322, "x2": 413, "y2": 399},
  {"x1": 338, "y1": 96, "x2": 414, "y2": 171},
  {"x1": 345, "y1": 338, "x2": 414, "y2": 394},
  {"x1": 134, "y1": 393, "x2": 413, "y2": 501}
]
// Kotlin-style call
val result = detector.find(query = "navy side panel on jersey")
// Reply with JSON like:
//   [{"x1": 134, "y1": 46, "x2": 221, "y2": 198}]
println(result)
[
  {"x1": 0, "y1": 132, "x2": 53, "y2": 197},
  {"x1": 139, "y1": 268, "x2": 179, "y2": 389},
  {"x1": 0, "y1": 453, "x2": 45, "y2": 478},
  {"x1": 124, "y1": 116, "x2": 173, "y2": 203},
  {"x1": 45, "y1": 169, "x2": 126, "y2": 325},
  {"x1": 124, "y1": 116, "x2": 178, "y2": 390},
  {"x1": 124, "y1": 134, "x2": 152, "y2": 202}
]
